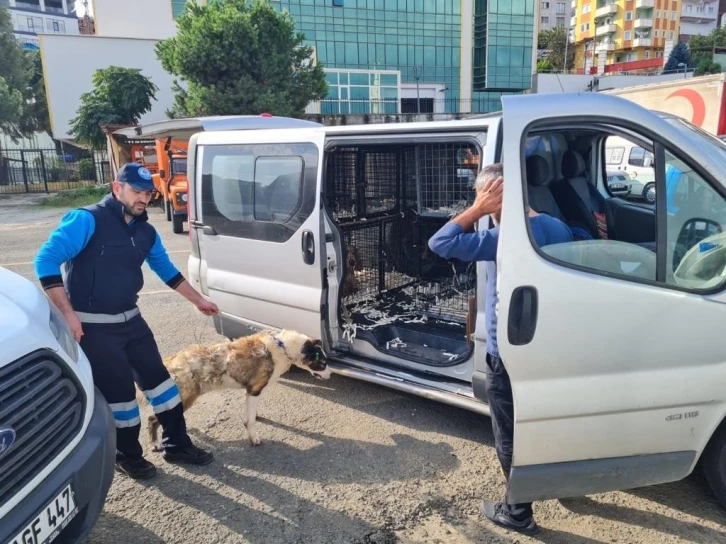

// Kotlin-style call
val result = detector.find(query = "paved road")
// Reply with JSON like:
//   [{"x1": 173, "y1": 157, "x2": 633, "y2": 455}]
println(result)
[{"x1": 2, "y1": 194, "x2": 726, "y2": 544}]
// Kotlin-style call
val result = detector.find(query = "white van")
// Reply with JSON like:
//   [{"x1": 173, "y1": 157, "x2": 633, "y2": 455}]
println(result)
[
  {"x1": 605, "y1": 134, "x2": 656, "y2": 203},
  {"x1": 0, "y1": 267, "x2": 115, "y2": 543},
  {"x1": 184, "y1": 93, "x2": 726, "y2": 509}
]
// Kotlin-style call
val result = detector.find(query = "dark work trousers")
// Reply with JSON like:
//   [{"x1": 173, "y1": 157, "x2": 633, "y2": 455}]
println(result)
[
  {"x1": 80, "y1": 314, "x2": 192, "y2": 460},
  {"x1": 485, "y1": 353, "x2": 534, "y2": 521}
]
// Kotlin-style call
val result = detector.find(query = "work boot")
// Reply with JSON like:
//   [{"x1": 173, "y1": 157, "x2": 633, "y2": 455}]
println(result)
[
  {"x1": 481, "y1": 501, "x2": 539, "y2": 536},
  {"x1": 115, "y1": 456, "x2": 157, "y2": 480},
  {"x1": 162, "y1": 444, "x2": 214, "y2": 466}
]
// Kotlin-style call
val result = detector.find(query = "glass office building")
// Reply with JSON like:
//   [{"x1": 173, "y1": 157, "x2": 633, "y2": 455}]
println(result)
[{"x1": 274, "y1": 0, "x2": 534, "y2": 114}]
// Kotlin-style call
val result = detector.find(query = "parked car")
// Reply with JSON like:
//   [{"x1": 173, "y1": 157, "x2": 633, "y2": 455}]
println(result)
[
  {"x1": 605, "y1": 135, "x2": 656, "y2": 203},
  {"x1": 0, "y1": 267, "x2": 115, "y2": 544},
  {"x1": 606, "y1": 170, "x2": 632, "y2": 197}
]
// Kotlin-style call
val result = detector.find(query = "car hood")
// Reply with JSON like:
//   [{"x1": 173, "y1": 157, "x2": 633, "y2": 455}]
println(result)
[{"x1": 0, "y1": 267, "x2": 53, "y2": 365}]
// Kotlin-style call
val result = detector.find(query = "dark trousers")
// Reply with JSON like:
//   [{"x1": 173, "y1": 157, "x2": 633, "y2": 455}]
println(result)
[
  {"x1": 486, "y1": 353, "x2": 534, "y2": 521},
  {"x1": 80, "y1": 315, "x2": 192, "y2": 460}
]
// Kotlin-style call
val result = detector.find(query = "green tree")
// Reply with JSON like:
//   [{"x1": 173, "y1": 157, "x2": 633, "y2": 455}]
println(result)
[
  {"x1": 664, "y1": 42, "x2": 692, "y2": 73},
  {"x1": 156, "y1": 0, "x2": 328, "y2": 118},
  {"x1": 695, "y1": 59, "x2": 722, "y2": 76},
  {"x1": 0, "y1": 6, "x2": 50, "y2": 140},
  {"x1": 688, "y1": 27, "x2": 726, "y2": 65},
  {"x1": 537, "y1": 27, "x2": 575, "y2": 72},
  {"x1": 536, "y1": 59, "x2": 554, "y2": 73},
  {"x1": 69, "y1": 66, "x2": 158, "y2": 150}
]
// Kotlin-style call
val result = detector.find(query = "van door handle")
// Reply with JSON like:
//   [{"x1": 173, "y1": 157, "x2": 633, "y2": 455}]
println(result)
[
  {"x1": 202, "y1": 226, "x2": 217, "y2": 236},
  {"x1": 507, "y1": 286, "x2": 538, "y2": 346},
  {"x1": 302, "y1": 230, "x2": 315, "y2": 265}
]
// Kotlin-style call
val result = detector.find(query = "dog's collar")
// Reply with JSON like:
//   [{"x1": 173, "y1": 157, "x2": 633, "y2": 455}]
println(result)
[{"x1": 275, "y1": 339, "x2": 285, "y2": 349}]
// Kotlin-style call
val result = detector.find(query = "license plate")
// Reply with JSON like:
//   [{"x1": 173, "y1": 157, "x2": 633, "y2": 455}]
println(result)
[
  {"x1": 7, "y1": 484, "x2": 77, "y2": 544},
  {"x1": 610, "y1": 183, "x2": 626, "y2": 190}
]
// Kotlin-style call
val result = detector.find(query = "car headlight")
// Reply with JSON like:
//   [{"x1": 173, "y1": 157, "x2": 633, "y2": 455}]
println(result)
[{"x1": 48, "y1": 300, "x2": 79, "y2": 363}]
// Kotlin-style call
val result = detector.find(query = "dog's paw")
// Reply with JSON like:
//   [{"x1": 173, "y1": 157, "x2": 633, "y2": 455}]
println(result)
[{"x1": 247, "y1": 430, "x2": 262, "y2": 446}]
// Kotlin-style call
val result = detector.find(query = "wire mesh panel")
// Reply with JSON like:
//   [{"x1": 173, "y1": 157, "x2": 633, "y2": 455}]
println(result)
[
  {"x1": 326, "y1": 148, "x2": 358, "y2": 221},
  {"x1": 326, "y1": 147, "x2": 400, "y2": 223},
  {"x1": 413, "y1": 143, "x2": 480, "y2": 217}
]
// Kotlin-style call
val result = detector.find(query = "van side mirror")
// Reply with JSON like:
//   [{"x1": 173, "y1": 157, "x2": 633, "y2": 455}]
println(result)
[{"x1": 159, "y1": 169, "x2": 166, "y2": 179}]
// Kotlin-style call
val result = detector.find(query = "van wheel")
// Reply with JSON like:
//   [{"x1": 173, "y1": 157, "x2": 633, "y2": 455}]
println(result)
[
  {"x1": 643, "y1": 183, "x2": 656, "y2": 204},
  {"x1": 172, "y1": 213, "x2": 185, "y2": 234},
  {"x1": 165, "y1": 199, "x2": 172, "y2": 221},
  {"x1": 702, "y1": 421, "x2": 726, "y2": 509}
]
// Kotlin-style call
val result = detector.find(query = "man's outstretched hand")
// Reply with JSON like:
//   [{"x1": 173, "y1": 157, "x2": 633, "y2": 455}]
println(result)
[{"x1": 196, "y1": 299, "x2": 219, "y2": 316}]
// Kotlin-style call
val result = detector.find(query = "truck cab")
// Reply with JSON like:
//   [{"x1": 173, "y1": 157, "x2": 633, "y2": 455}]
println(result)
[
  {"x1": 153, "y1": 138, "x2": 190, "y2": 234},
  {"x1": 184, "y1": 93, "x2": 726, "y2": 510}
]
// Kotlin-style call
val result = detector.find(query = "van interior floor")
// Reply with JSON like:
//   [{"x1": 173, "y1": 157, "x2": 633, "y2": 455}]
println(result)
[{"x1": 342, "y1": 285, "x2": 474, "y2": 366}]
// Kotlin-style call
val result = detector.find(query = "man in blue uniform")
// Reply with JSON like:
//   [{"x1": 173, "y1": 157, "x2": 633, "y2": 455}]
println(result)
[
  {"x1": 34, "y1": 163, "x2": 219, "y2": 480},
  {"x1": 428, "y1": 163, "x2": 573, "y2": 536}
]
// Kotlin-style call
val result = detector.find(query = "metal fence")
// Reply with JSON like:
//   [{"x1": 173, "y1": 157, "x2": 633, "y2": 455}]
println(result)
[{"x1": 0, "y1": 149, "x2": 111, "y2": 195}]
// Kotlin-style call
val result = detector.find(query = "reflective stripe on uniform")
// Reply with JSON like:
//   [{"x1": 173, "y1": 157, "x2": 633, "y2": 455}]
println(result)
[
  {"x1": 143, "y1": 378, "x2": 182, "y2": 415},
  {"x1": 108, "y1": 400, "x2": 141, "y2": 428}
]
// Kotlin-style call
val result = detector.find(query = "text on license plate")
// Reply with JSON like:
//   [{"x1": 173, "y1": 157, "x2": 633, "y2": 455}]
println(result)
[
  {"x1": 611, "y1": 184, "x2": 626, "y2": 189},
  {"x1": 8, "y1": 484, "x2": 77, "y2": 544}
]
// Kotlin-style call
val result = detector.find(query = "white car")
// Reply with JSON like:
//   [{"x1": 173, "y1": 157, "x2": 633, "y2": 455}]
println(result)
[
  {"x1": 0, "y1": 267, "x2": 115, "y2": 544},
  {"x1": 606, "y1": 170, "x2": 632, "y2": 197}
]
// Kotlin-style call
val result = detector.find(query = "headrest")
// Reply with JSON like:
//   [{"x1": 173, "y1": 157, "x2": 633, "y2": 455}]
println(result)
[
  {"x1": 562, "y1": 150, "x2": 587, "y2": 178},
  {"x1": 525, "y1": 155, "x2": 552, "y2": 187}
]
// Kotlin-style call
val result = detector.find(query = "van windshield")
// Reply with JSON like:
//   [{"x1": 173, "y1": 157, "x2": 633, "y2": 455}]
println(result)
[{"x1": 662, "y1": 116, "x2": 726, "y2": 163}]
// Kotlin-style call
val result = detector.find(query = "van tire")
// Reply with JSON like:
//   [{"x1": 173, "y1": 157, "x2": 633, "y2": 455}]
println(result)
[
  {"x1": 165, "y1": 199, "x2": 172, "y2": 221},
  {"x1": 172, "y1": 213, "x2": 184, "y2": 234},
  {"x1": 643, "y1": 183, "x2": 656, "y2": 204},
  {"x1": 702, "y1": 420, "x2": 726, "y2": 509}
]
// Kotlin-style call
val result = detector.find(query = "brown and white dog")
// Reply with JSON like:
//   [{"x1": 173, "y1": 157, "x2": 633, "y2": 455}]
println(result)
[{"x1": 137, "y1": 329, "x2": 330, "y2": 449}]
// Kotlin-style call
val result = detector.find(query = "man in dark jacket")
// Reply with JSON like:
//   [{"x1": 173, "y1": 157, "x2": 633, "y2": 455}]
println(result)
[
  {"x1": 428, "y1": 163, "x2": 573, "y2": 536},
  {"x1": 34, "y1": 163, "x2": 219, "y2": 480}
]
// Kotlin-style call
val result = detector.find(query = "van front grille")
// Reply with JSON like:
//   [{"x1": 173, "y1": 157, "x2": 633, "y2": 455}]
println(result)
[{"x1": 0, "y1": 350, "x2": 86, "y2": 505}]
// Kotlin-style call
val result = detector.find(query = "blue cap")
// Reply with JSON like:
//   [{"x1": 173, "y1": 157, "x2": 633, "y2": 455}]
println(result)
[{"x1": 116, "y1": 163, "x2": 155, "y2": 191}]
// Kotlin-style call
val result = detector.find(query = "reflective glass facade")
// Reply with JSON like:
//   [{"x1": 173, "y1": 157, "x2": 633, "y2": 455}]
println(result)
[
  {"x1": 273, "y1": 0, "x2": 533, "y2": 112},
  {"x1": 474, "y1": 0, "x2": 535, "y2": 91}
]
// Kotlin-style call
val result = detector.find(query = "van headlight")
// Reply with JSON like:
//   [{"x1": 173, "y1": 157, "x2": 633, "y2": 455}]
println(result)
[{"x1": 48, "y1": 301, "x2": 79, "y2": 362}]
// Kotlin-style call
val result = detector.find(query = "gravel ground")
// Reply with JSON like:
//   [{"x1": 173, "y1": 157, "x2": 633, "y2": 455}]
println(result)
[{"x1": 2, "y1": 195, "x2": 726, "y2": 544}]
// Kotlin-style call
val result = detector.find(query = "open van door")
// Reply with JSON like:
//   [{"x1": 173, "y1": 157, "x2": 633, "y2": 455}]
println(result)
[
  {"x1": 496, "y1": 92, "x2": 726, "y2": 504},
  {"x1": 192, "y1": 128, "x2": 326, "y2": 340}
]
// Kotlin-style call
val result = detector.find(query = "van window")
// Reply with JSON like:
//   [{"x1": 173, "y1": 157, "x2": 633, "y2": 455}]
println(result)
[
  {"x1": 254, "y1": 156, "x2": 303, "y2": 222},
  {"x1": 200, "y1": 143, "x2": 319, "y2": 243},
  {"x1": 523, "y1": 128, "x2": 726, "y2": 293},
  {"x1": 605, "y1": 146, "x2": 624, "y2": 165},
  {"x1": 628, "y1": 146, "x2": 653, "y2": 167}
]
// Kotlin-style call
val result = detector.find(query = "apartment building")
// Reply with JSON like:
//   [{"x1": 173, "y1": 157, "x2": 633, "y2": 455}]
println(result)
[
  {"x1": 572, "y1": 0, "x2": 679, "y2": 73},
  {"x1": 6, "y1": 0, "x2": 79, "y2": 50},
  {"x1": 539, "y1": 0, "x2": 571, "y2": 30},
  {"x1": 679, "y1": 0, "x2": 718, "y2": 40}
]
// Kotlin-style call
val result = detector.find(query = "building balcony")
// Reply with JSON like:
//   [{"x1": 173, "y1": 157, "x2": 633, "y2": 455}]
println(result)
[
  {"x1": 634, "y1": 18, "x2": 653, "y2": 27},
  {"x1": 595, "y1": 23, "x2": 617, "y2": 35},
  {"x1": 635, "y1": 0, "x2": 655, "y2": 8},
  {"x1": 571, "y1": 0, "x2": 577, "y2": 9},
  {"x1": 595, "y1": 3, "x2": 618, "y2": 17},
  {"x1": 633, "y1": 37, "x2": 652, "y2": 47},
  {"x1": 571, "y1": 15, "x2": 577, "y2": 26},
  {"x1": 596, "y1": 42, "x2": 616, "y2": 51}
]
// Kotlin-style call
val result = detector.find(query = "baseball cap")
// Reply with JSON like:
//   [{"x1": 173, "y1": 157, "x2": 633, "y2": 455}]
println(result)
[{"x1": 116, "y1": 163, "x2": 155, "y2": 191}]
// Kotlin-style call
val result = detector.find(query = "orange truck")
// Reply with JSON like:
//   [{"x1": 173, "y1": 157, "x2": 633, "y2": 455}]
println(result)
[
  {"x1": 602, "y1": 73, "x2": 726, "y2": 138},
  {"x1": 152, "y1": 138, "x2": 189, "y2": 234}
]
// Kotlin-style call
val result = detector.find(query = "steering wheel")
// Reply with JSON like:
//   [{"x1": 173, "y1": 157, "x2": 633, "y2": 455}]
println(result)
[{"x1": 673, "y1": 230, "x2": 726, "y2": 289}]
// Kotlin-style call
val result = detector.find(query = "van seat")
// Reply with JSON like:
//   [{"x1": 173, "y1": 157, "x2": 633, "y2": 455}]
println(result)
[{"x1": 526, "y1": 155, "x2": 563, "y2": 221}]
